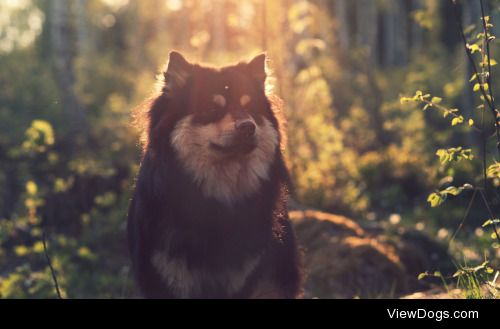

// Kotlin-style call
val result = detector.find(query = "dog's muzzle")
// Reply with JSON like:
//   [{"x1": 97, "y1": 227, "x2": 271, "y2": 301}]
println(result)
[{"x1": 211, "y1": 119, "x2": 257, "y2": 155}]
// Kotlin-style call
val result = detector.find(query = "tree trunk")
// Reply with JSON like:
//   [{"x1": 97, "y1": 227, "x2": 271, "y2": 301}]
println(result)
[
  {"x1": 410, "y1": 0, "x2": 424, "y2": 51},
  {"x1": 49, "y1": 0, "x2": 87, "y2": 134},
  {"x1": 356, "y1": 0, "x2": 378, "y2": 64},
  {"x1": 334, "y1": 0, "x2": 350, "y2": 50}
]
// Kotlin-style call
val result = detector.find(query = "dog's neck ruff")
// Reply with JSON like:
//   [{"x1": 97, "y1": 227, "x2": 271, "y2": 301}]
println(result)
[{"x1": 170, "y1": 117, "x2": 279, "y2": 205}]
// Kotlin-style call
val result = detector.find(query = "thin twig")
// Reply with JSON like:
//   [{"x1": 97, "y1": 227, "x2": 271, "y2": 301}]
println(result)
[
  {"x1": 420, "y1": 99, "x2": 481, "y2": 132},
  {"x1": 478, "y1": 189, "x2": 500, "y2": 245},
  {"x1": 449, "y1": 189, "x2": 477, "y2": 245},
  {"x1": 42, "y1": 232, "x2": 62, "y2": 299}
]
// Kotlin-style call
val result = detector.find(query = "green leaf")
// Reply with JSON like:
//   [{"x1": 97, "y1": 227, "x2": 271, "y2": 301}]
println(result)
[
  {"x1": 428, "y1": 184, "x2": 472, "y2": 208},
  {"x1": 417, "y1": 272, "x2": 427, "y2": 280},
  {"x1": 400, "y1": 97, "x2": 410, "y2": 104},
  {"x1": 490, "y1": 59, "x2": 498, "y2": 66},
  {"x1": 431, "y1": 96, "x2": 442, "y2": 104},
  {"x1": 26, "y1": 181, "x2": 38, "y2": 195},
  {"x1": 451, "y1": 116, "x2": 464, "y2": 126},
  {"x1": 427, "y1": 192, "x2": 445, "y2": 207},
  {"x1": 482, "y1": 219, "x2": 500, "y2": 227},
  {"x1": 443, "y1": 186, "x2": 460, "y2": 196},
  {"x1": 468, "y1": 44, "x2": 481, "y2": 54},
  {"x1": 487, "y1": 162, "x2": 500, "y2": 178},
  {"x1": 473, "y1": 83, "x2": 481, "y2": 92},
  {"x1": 468, "y1": 118, "x2": 474, "y2": 126},
  {"x1": 469, "y1": 73, "x2": 477, "y2": 82},
  {"x1": 22, "y1": 120, "x2": 55, "y2": 153}
]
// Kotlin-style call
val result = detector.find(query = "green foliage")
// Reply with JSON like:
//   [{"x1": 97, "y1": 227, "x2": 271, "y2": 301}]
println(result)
[
  {"x1": 436, "y1": 147, "x2": 474, "y2": 165},
  {"x1": 22, "y1": 120, "x2": 55, "y2": 153},
  {"x1": 453, "y1": 260, "x2": 497, "y2": 299},
  {"x1": 427, "y1": 184, "x2": 474, "y2": 208},
  {"x1": 410, "y1": 3, "x2": 500, "y2": 298}
]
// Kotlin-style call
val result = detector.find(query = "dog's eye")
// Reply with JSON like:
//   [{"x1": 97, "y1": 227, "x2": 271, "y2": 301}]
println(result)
[
  {"x1": 201, "y1": 107, "x2": 224, "y2": 121},
  {"x1": 240, "y1": 95, "x2": 251, "y2": 108}
]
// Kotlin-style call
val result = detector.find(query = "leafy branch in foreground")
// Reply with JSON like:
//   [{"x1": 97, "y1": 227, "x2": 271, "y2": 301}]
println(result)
[{"x1": 401, "y1": 0, "x2": 500, "y2": 298}]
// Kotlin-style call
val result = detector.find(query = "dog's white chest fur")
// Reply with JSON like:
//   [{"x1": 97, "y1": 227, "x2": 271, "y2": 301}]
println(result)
[{"x1": 151, "y1": 252, "x2": 260, "y2": 298}]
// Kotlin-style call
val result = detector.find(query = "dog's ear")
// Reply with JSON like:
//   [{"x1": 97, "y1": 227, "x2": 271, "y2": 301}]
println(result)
[
  {"x1": 246, "y1": 53, "x2": 267, "y2": 85},
  {"x1": 164, "y1": 51, "x2": 192, "y2": 91}
]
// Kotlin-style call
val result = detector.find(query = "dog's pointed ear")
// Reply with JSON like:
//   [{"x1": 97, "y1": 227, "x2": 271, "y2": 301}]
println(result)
[
  {"x1": 246, "y1": 53, "x2": 267, "y2": 85},
  {"x1": 164, "y1": 51, "x2": 192, "y2": 90}
]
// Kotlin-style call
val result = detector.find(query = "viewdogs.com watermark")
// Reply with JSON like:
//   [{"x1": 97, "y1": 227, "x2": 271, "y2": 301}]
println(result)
[{"x1": 387, "y1": 308, "x2": 479, "y2": 321}]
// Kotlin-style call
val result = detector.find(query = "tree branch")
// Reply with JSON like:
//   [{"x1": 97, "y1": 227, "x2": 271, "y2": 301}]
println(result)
[{"x1": 42, "y1": 232, "x2": 62, "y2": 299}]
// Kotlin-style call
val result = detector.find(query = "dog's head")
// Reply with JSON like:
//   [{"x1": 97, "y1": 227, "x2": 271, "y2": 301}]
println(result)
[{"x1": 141, "y1": 51, "x2": 285, "y2": 203}]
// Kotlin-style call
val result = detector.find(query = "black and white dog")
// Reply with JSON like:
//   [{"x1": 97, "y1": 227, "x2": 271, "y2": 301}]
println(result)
[{"x1": 127, "y1": 51, "x2": 302, "y2": 298}]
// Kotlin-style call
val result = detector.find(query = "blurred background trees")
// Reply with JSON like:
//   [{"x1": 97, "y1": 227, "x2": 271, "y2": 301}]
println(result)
[{"x1": 0, "y1": 0, "x2": 499, "y2": 298}]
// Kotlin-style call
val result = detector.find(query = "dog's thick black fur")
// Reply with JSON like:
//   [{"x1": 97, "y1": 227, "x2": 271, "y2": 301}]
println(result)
[{"x1": 127, "y1": 51, "x2": 302, "y2": 298}]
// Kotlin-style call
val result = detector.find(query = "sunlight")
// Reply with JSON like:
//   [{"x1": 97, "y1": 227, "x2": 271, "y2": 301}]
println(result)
[
  {"x1": 3, "y1": 0, "x2": 30, "y2": 10},
  {"x1": 0, "y1": 1, "x2": 44, "y2": 53},
  {"x1": 101, "y1": 0, "x2": 130, "y2": 12},
  {"x1": 165, "y1": 0, "x2": 182, "y2": 12}
]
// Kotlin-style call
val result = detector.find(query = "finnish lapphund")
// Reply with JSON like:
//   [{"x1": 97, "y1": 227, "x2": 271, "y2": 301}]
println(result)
[{"x1": 127, "y1": 51, "x2": 302, "y2": 298}]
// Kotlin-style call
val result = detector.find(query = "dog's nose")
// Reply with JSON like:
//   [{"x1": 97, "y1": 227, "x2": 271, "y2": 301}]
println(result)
[{"x1": 235, "y1": 120, "x2": 256, "y2": 138}]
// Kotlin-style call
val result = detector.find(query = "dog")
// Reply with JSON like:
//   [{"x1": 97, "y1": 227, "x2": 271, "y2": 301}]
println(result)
[{"x1": 127, "y1": 51, "x2": 302, "y2": 298}]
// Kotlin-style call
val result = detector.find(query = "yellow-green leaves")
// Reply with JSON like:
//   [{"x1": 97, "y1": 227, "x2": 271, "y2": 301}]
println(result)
[
  {"x1": 26, "y1": 181, "x2": 38, "y2": 196},
  {"x1": 480, "y1": 55, "x2": 497, "y2": 68},
  {"x1": 487, "y1": 162, "x2": 500, "y2": 179},
  {"x1": 427, "y1": 184, "x2": 474, "y2": 207},
  {"x1": 482, "y1": 15, "x2": 493, "y2": 28},
  {"x1": 431, "y1": 96, "x2": 442, "y2": 104},
  {"x1": 453, "y1": 260, "x2": 494, "y2": 278},
  {"x1": 427, "y1": 192, "x2": 445, "y2": 207},
  {"x1": 451, "y1": 116, "x2": 464, "y2": 126},
  {"x1": 22, "y1": 120, "x2": 55, "y2": 153},
  {"x1": 401, "y1": 92, "x2": 474, "y2": 127},
  {"x1": 418, "y1": 271, "x2": 445, "y2": 280},
  {"x1": 482, "y1": 219, "x2": 500, "y2": 228},
  {"x1": 436, "y1": 147, "x2": 474, "y2": 164},
  {"x1": 473, "y1": 82, "x2": 489, "y2": 92},
  {"x1": 467, "y1": 43, "x2": 481, "y2": 54},
  {"x1": 400, "y1": 90, "x2": 430, "y2": 104}
]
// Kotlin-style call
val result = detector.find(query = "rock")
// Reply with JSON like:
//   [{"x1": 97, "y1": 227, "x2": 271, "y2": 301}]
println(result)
[{"x1": 290, "y1": 210, "x2": 454, "y2": 298}]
